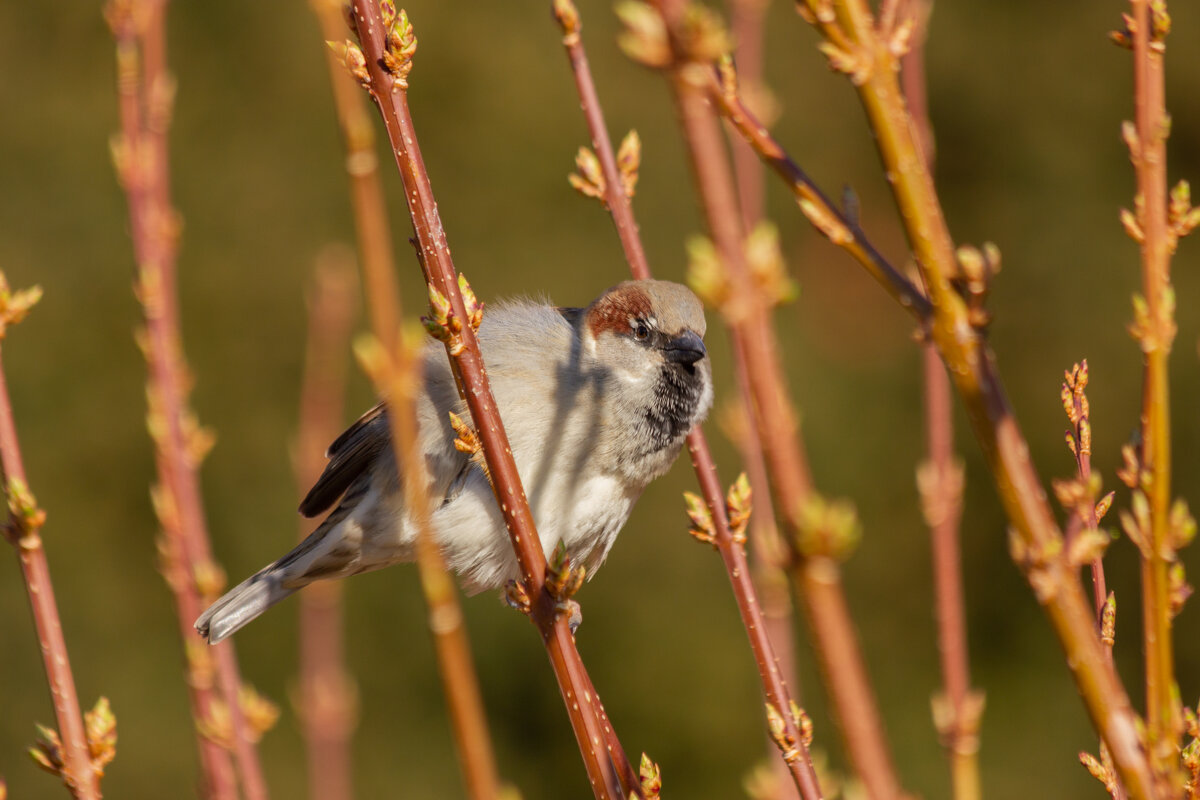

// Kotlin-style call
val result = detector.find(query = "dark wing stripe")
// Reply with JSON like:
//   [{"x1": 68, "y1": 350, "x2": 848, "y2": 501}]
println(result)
[{"x1": 298, "y1": 402, "x2": 390, "y2": 517}]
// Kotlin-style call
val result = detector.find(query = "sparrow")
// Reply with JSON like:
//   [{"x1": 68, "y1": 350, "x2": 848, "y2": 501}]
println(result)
[{"x1": 196, "y1": 279, "x2": 713, "y2": 643}]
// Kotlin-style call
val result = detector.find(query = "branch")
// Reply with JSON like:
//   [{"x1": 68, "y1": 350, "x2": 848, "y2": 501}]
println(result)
[
  {"x1": 356, "y1": 323, "x2": 504, "y2": 800},
  {"x1": 316, "y1": 4, "x2": 505, "y2": 794},
  {"x1": 293, "y1": 251, "x2": 359, "y2": 800},
  {"x1": 553, "y1": 3, "x2": 820, "y2": 796},
  {"x1": 106, "y1": 2, "x2": 272, "y2": 797},
  {"x1": 726, "y1": 0, "x2": 771, "y2": 231},
  {"x1": 704, "y1": 69, "x2": 931, "y2": 320},
  {"x1": 898, "y1": 6, "x2": 983, "y2": 798},
  {"x1": 311, "y1": 0, "x2": 403, "y2": 340},
  {"x1": 342, "y1": 4, "x2": 630, "y2": 797},
  {"x1": 783, "y1": 0, "x2": 1159, "y2": 796},
  {"x1": 0, "y1": 278, "x2": 100, "y2": 800},
  {"x1": 1123, "y1": 0, "x2": 1186, "y2": 787},
  {"x1": 632, "y1": 3, "x2": 905, "y2": 796}
]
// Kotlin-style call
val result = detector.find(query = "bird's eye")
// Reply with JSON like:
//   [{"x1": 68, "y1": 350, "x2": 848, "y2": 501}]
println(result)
[{"x1": 633, "y1": 322, "x2": 650, "y2": 341}]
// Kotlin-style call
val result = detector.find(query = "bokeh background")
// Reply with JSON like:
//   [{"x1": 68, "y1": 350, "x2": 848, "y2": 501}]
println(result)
[{"x1": 1, "y1": 1, "x2": 1199, "y2": 797}]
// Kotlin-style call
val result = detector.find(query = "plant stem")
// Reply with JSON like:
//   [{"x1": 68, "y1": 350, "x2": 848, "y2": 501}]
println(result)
[
  {"x1": 721, "y1": 7, "x2": 808, "y2": 771},
  {"x1": 363, "y1": 331, "x2": 504, "y2": 800},
  {"x1": 704, "y1": 75, "x2": 930, "y2": 321},
  {"x1": 725, "y1": 3, "x2": 809, "y2": 792},
  {"x1": 347, "y1": 4, "x2": 631, "y2": 797},
  {"x1": 1129, "y1": 0, "x2": 1179, "y2": 786},
  {"x1": 900, "y1": 8, "x2": 982, "y2": 798},
  {"x1": 311, "y1": 0, "x2": 402, "y2": 341},
  {"x1": 0, "y1": 334, "x2": 98, "y2": 799},
  {"x1": 727, "y1": 0, "x2": 769, "y2": 230},
  {"x1": 552, "y1": 4, "x2": 819, "y2": 795},
  {"x1": 294, "y1": 254, "x2": 359, "y2": 800},
  {"x1": 923, "y1": 345, "x2": 980, "y2": 800},
  {"x1": 107, "y1": 2, "x2": 267, "y2": 797},
  {"x1": 317, "y1": 5, "x2": 505, "y2": 794},
  {"x1": 654, "y1": 5, "x2": 904, "y2": 795},
  {"x1": 785, "y1": 1, "x2": 1160, "y2": 796},
  {"x1": 553, "y1": 3, "x2": 651, "y2": 282},
  {"x1": 688, "y1": 436, "x2": 824, "y2": 800}
]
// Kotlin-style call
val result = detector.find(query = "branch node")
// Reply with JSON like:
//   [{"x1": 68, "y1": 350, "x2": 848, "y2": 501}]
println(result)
[
  {"x1": 1007, "y1": 526, "x2": 1064, "y2": 603},
  {"x1": 568, "y1": 146, "x2": 607, "y2": 203},
  {"x1": 327, "y1": 39, "x2": 371, "y2": 88},
  {"x1": 1101, "y1": 592, "x2": 1117, "y2": 647},
  {"x1": 683, "y1": 490, "x2": 717, "y2": 548},
  {"x1": 0, "y1": 271, "x2": 43, "y2": 341},
  {"x1": 503, "y1": 579, "x2": 532, "y2": 616},
  {"x1": 547, "y1": 541, "x2": 586, "y2": 603},
  {"x1": 552, "y1": 0, "x2": 582, "y2": 43},
  {"x1": 725, "y1": 472, "x2": 752, "y2": 546},
  {"x1": 616, "y1": 130, "x2": 642, "y2": 199}
]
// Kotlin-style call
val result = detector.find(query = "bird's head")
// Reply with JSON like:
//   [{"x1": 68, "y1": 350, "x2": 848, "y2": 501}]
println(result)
[{"x1": 581, "y1": 280, "x2": 713, "y2": 458}]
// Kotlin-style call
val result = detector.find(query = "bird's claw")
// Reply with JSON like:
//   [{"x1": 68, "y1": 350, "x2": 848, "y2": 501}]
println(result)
[{"x1": 556, "y1": 598, "x2": 583, "y2": 635}]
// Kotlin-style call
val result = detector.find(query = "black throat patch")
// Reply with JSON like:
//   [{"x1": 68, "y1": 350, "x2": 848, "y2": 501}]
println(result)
[{"x1": 639, "y1": 362, "x2": 706, "y2": 455}]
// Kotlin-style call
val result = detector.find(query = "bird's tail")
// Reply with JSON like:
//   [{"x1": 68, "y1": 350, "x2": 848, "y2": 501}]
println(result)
[
  {"x1": 194, "y1": 563, "x2": 297, "y2": 645},
  {"x1": 195, "y1": 508, "x2": 362, "y2": 644}
]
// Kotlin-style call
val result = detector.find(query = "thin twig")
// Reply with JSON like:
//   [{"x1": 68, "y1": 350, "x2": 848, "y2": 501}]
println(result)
[
  {"x1": 1061, "y1": 361, "x2": 1126, "y2": 800},
  {"x1": 898, "y1": 6, "x2": 982, "y2": 798},
  {"x1": 784, "y1": 1, "x2": 1159, "y2": 796},
  {"x1": 722, "y1": 3, "x2": 806, "y2": 793},
  {"x1": 553, "y1": 0, "x2": 651, "y2": 282},
  {"x1": 920, "y1": 344, "x2": 981, "y2": 800},
  {"x1": 311, "y1": 0, "x2": 402, "y2": 341},
  {"x1": 646, "y1": 3, "x2": 905, "y2": 796},
  {"x1": 687, "y1": 436, "x2": 824, "y2": 800},
  {"x1": 1127, "y1": 0, "x2": 1181, "y2": 787},
  {"x1": 726, "y1": 0, "x2": 770, "y2": 230},
  {"x1": 306, "y1": 0, "x2": 404, "y2": 788},
  {"x1": 0, "y1": 280, "x2": 99, "y2": 800},
  {"x1": 344, "y1": 4, "x2": 629, "y2": 797},
  {"x1": 553, "y1": 4, "x2": 819, "y2": 796},
  {"x1": 107, "y1": 2, "x2": 269, "y2": 797},
  {"x1": 356, "y1": 323, "x2": 504, "y2": 800},
  {"x1": 293, "y1": 252, "x2": 359, "y2": 800},
  {"x1": 316, "y1": 4, "x2": 504, "y2": 795},
  {"x1": 704, "y1": 72, "x2": 931, "y2": 321}
]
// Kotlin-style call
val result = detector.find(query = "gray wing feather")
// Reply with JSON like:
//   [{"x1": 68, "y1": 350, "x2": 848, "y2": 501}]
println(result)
[{"x1": 298, "y1": 402, "x2": 391, "y2": 517}]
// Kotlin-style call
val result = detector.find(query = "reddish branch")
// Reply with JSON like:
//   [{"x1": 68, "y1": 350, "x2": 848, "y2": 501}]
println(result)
[
  {"x1": 107, "y1": 2, "x2": 268, "y2": 798},
  {"x1": 357, "y1": 325, "x2": 504, "y2": 800},
  {"x1": 315, "y1": 3, "x2": 504, "y2": 794},
  {"x1": 727, "y1": 0, "x2": 769, "y2": 229},
  {"x1": 722, "y1": 3, "x2": 806, "y2": 794},
  {"x1": 345, "y1": 4, "x2": 631, "y2": 797},
  {"x1": 311, "y1": 0, "x2": 403, "y2": 341},
  {"x1": 1127, "y1": 0, "x2": 1180, "y2": 787},
  {"x1": 899, "y1": 8, "x2": 982, "y2": 798},
  {"x1": 703, "y1": 75, "x2": 931, "y2": 321},
  {"x1": 743, "y1": 1, "x2": 1158, "y2": 796},
  {"x1": 553, "y1": 0, "x2": 651, "y2": 282},
  {"x1": 294, "y1": 254, "x2": 359, "y2": 800},
  {"x1": 552, "y1": 4, "x2": 820, "y2": 796},
  {"x1": 648, "y1": 4, "x2": 905, "y2": 797},
  {"x1": 0, "y1": 286, "x2": 98, "y2": 799}
]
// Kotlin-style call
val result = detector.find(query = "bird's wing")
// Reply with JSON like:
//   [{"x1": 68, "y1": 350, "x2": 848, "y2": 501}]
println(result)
[{"x1": 298, "y1": 402, "x2": 391, "y2": 517}]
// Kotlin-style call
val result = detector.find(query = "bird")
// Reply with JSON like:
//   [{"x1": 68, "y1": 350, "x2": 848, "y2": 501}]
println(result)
[{"x1": 195, "y1": 279, "x2": 713, "y2": 644}]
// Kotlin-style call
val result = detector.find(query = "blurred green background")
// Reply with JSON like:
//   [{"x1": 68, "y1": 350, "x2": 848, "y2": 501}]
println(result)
[{"x1": 1, "y1": 1, "x2": 1198, "y2": 797}]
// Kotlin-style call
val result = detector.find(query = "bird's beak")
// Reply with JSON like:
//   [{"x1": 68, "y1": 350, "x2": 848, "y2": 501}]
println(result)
[{"x1": 662, "y1": 329, "x2": 707, "y2": 365}]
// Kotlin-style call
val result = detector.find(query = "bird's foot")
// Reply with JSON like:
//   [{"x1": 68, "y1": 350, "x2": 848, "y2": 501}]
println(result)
[{"x1": 555, "y1": 599, "x2": 583, "y2": 635}]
